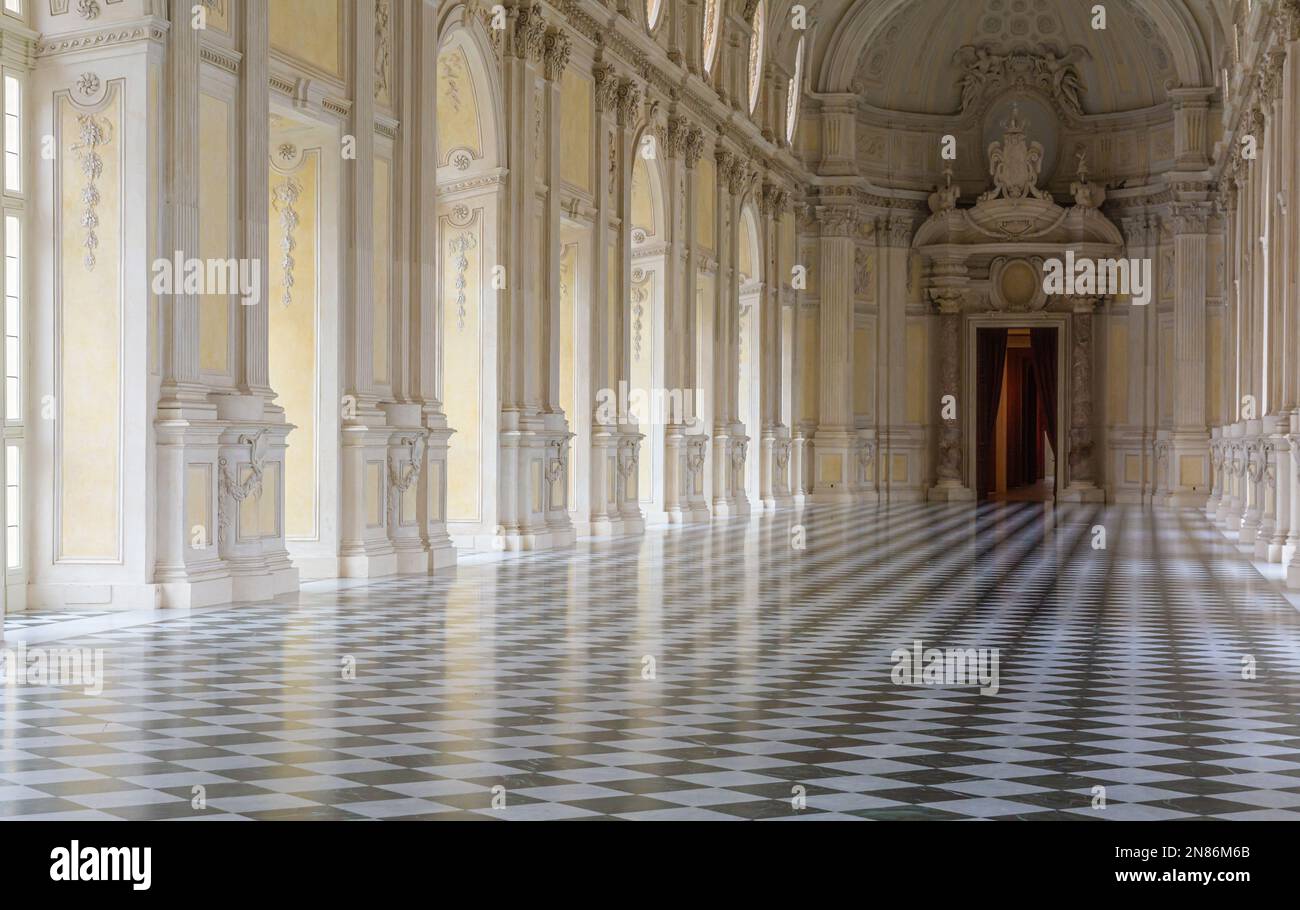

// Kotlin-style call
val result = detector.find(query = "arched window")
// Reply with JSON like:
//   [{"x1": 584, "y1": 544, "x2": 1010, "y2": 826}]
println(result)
[
  {"x1": 645, "y1": 0, "x2": 663, "y2": 31},
  {"x1": 786, "y1": 35, "x2": 805, "y2": 144},
  {"x1": 747, "y1": 1, "x2": 766, "y2": 114},
  {"x1": 703, "y1": 0, "x2": 722, "y2": 76}
]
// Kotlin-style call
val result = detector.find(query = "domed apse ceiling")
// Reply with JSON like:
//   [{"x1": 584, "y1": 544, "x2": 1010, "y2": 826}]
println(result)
[{"x1": 854, "y1": 0, "x2": 1178, "y2": 115}]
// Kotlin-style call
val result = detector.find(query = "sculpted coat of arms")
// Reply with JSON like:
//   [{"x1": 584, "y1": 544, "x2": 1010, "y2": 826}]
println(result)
[{"x1": 979, "y1": 105, "x2": 1051, "y2": 203}]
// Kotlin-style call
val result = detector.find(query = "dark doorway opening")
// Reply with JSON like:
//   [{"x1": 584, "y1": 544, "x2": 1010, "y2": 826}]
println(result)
[{"x1": 976, "y1": 327, "x2": 1058, "y2": 501}]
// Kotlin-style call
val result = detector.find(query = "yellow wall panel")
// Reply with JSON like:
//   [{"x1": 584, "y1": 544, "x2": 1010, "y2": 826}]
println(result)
[
  {"x1": 1207, "y1": 312, "x2": 1223, "y2": 426},
  {"x1": 1108, "y1": 322, "x2": 1128, "y2": 424},
  {"x1": 443, "y1": 210, "x2": 483, "y2": 522},
  {"x1": 269, "y1": 151, "x2": 319, "y2": 540},
  {"x1": 60, "y1": 93, "x2": 122, "y2": 560},
  {"x1": 1179, "y1": 455, "x2": 1205, "y2": 489},
  {"x1": 695, "y1": 156, "x2": 716, "y2": 254},
  {"x1": 438, "y1": 46, "x2": 484, "y2": 165},
  {"x1": 270, "y1": 0, "x2": 342, "y2": 78},
  {"x1": 1125, "y1": 454, "x2": 1142, "y2": 484},
  {"x1": 559, "y1": 70, "x2": 592, "y2": 192},
  {"x1": 853, "y1": 325, "x2": 871, "y2": 416},
  {"x1": 631, "y1": 158, "x2": 654, "y2": 237},
  {"x1": 905, "y1": 322, "x2": 926, "y2": 424},
  {"x1": 800, "y1": 309, "x2": 818, "y2": 420}
]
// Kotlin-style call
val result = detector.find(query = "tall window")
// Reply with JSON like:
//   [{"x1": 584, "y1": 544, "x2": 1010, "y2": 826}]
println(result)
[
  {"x1": 747, "y1": 1, "x2": 766, "y2": 114},
  {"x1": 1, "y1": 55, "x2": 23, "y2": 581},
  {"x1": 3, "y1": 75, "x2": 18, "y2": 194},
  {"x1": 2, "y1": 1, "x2": 19, "y2": 17},
  {"x1": 786, "y1": 36, "x2": 805, "y2": 145},
  {"x1": 5, "y1": 214, "x2": 18, "y2": 421},
  {"x1": 703, "y1": 0, "x2": 722, "y2": 76},
  {"x1": 645, "y1": 0, "x2": 662, "y2": 31},
  {"x1": 4, "y1": 444, "x2": 16, "y2": 570}
]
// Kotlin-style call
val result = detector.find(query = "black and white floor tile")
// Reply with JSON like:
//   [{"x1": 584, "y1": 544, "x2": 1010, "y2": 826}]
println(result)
[{"x1": 2, "y1": 502, "x2": 1300, "y2": 820}]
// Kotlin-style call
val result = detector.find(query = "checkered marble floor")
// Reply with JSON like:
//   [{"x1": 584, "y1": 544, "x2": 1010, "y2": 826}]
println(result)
[
  {"x1": 3, "y1": 501, "x2": 1300, "y2": 821},
  {"x1": 2, "y1": 608, "x2": 120, "y2": 632}
]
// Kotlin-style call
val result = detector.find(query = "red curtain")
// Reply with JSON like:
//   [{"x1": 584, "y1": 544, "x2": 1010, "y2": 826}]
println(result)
[
  {"x1": 1029, "y1": 328, "x2": 1058, "y2": 453},
  {"x1": 976, "y1": 329, "x2": 1009, "y2": 496}
]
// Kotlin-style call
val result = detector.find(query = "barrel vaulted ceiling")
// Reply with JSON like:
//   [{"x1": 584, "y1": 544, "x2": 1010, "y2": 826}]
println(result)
[{"x1": 787, "y1": 0, "x2": 1231, "y2": 116}]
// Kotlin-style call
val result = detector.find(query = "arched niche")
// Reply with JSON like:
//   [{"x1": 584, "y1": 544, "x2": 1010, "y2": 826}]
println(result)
[{"x1": 436, "y1": 13, "x2": 506, "y2": 547}]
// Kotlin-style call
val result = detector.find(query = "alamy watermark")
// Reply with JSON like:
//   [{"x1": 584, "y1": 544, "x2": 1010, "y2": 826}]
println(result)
[
  {"x1": 1, "y1": 642, "x2": 105, "y2": 695},
  {"x1": 151, "y1": 252, "x2": 263, "y2": 307},
  {"x1": 595, "y1": 381, "x2": 705, "y2": 433},
  {"x1": 1042, "y1": 250, "x2": 1152, "y2": 306},
  {"x1": 891, "y1": 640, "x2": 1000, "y2": 695}
]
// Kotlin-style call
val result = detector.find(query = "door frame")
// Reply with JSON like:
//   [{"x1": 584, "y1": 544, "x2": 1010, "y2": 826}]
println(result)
[{"x1": 965, "y1": 313, "x2": 1068, "y2": 500}]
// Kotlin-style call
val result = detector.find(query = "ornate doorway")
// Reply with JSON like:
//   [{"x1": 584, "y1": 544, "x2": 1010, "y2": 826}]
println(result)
[
  {"x1": 976, "y1": 327, "x2": 1059, "y2": 501},
  {"x1": 916, "y1": 101, "x2": 1119, "y2": 504}
]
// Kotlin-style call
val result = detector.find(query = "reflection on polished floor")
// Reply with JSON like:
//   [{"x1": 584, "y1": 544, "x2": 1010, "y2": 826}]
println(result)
[{"x1": 2, "y1": 502, "x2": 1300, "y2": 820}]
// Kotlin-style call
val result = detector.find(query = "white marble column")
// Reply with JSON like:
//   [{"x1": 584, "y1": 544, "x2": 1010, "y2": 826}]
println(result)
[
  {"x1": 338, "y1": 0, "x2": 396, "y2": 577},
  {"x1": 615, "y1": 78, "x2": 646, "y2": 532},
  {"x1": 759, "y1": 181, "x2": 791, "y2": 508},
  {"x1": 540, "y1": 27, "x2": 578, "y2": 547},
  {"x1": 661, "y1": 116, "x2": 692, "y2": 523},
  {"x1": 812, "y1": 205, "x2": 856, "y2": 502},
  {"x1": 1166, "y1": 202, "x2": 1212, "y2": 507},
  {"x1": 1062, "y1": 297, "x2": 1105, "y2": 502},
  {"x1": 410, "y1": 0, "x2": 456, "y2": 572},
  {"x1": 710, "y1": 147, "x2": 737, "y2": 515},
  {"x1": 681, "y1": 128, "x2": 712, "y2": 521},
  {"x1": 496, "y1": 6, "x2": 546, "y2": 547},
  {"x1": 154, "y1": 2, "x2": 228, "y2": 607},
  {"x1": 928, "y1": 291, "x2": 974, "y2": 501},
  {"x1": 588, "y1": 62, "x2": 620, "y2": 535}
]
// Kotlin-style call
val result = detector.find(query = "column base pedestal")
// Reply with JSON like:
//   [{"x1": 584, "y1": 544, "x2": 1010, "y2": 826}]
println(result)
[
  {"x1": 1059, "y1": 483, "x2": 1106, "y2": 503},
  {"x1": 928, "y1": 482, "x2": 976, "y2": 502},
  {"x1": 338, "y1": 551, "x2": 398, "y2": 578}
]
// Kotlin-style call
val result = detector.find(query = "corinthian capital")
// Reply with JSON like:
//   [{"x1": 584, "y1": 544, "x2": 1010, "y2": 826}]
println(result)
[
  {"x1": 512, "y1": 4, "x2": 548, "y2": 63},
  {"x1": 593, "y1": 63, "x2": 619, "y2": 113},
  {"x1": 1172, "y1": 202, "x2": 1209, "y2": 235},
  {"x1": 543, "y1": 28, "x2": 571, "y2": 82},
  {"x1": 664, "y1": 116, "x2": 689, "y2": 159},
  {"x1": 817, "y1": 205, "x2": 857, "y2": 237},
  {"x1": 726, "y1": 160, "x2": 751, "y2": 197},
  {"x1": 885, "y1": 214, "x2": 914, "y2": 247},
  {"x1": 615, "y1": 78, "x2": 643, "y2": 126},
  {"x1": 684, "y1": 127, "x2": 705, "y2": 169},
  {"x1": 1282, "y1": 0, "x2": 1300, "y2": 40}
]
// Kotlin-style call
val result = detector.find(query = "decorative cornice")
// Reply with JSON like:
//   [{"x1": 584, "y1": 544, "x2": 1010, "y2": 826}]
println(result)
[
  {"x1": 322, "y1": 96, "x2": 352, "y2": 119},
  {"x1": 35, "y1": 18, "x2": 169, "y2": 57},
  {"x1": 551, "y1": 0, "x2": 799, "y2": 190},
  {"x1": 200, "y1": 43, "x2": 241, "y2": 77}
]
